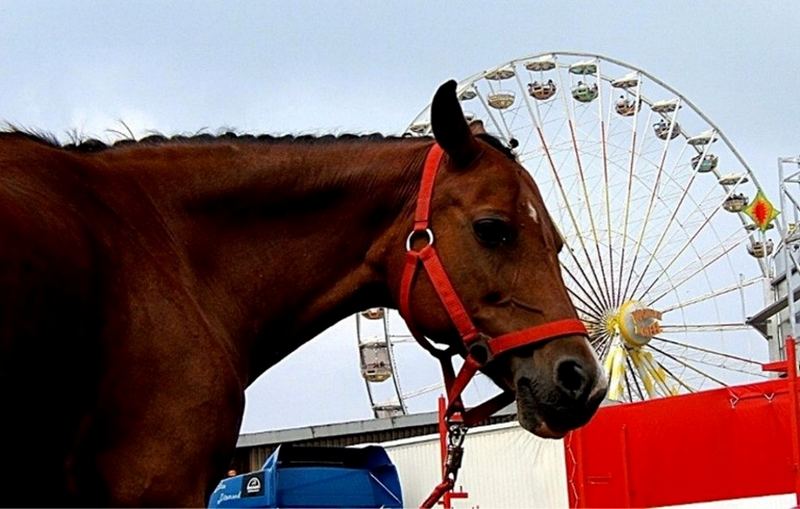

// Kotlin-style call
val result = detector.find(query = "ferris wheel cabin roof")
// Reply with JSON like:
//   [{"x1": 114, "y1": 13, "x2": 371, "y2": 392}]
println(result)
[
  {"x1": 651, "y1": 98, "x2": 681, "y2": 113},
  {"x1": 458, "y1": 88, "x2": 477, "y2": 101},
  {"x1": 568, "y1": 59, "x2": 597, "y2": 75},
  {"x1": 687, "y1": 130, "x2": 718, "y2": 146},
  {"x1": 484, "y1": 66, "x2": 515, "y2": 80},
  {"x1": 524, "y1": 55, "x2": 556, "y2": 72},
  {"x1": 611, "y1": 72, "x2": 639, "y2": 89},
  {"x1": 718, "y1": 173, "x2": 749, "y2": 186}
]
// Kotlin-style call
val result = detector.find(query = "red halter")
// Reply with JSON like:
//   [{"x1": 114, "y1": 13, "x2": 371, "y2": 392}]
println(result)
[{"x1": 398, "y1": 142, "x2": 588, "y2": 425}]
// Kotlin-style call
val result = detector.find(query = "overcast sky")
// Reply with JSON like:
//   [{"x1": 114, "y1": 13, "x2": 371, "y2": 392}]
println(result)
[{"x1": 3, "y1": 1, "x2": 799, "y2": 432}]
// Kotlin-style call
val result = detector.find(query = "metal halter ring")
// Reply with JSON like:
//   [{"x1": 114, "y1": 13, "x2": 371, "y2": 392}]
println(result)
[{"x1": 405, "y1": 228, "x2": 435, "y2": 252}]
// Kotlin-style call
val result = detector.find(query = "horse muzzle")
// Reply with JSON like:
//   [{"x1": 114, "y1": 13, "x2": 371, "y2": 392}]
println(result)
[{"x1": 512, "y1": 339, "x2": 608, "y2": 437}]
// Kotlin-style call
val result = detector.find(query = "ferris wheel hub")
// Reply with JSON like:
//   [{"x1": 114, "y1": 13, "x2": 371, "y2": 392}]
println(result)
[
  {"x1": 601, "y1": 308, "x2": 621, "y2": 337},
  {"x1": 615, "y1": 301, "x2": 663, "y2": 348}
]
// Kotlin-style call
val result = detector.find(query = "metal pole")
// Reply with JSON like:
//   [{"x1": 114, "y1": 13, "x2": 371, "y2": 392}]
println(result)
[
  {"x1": 780, "y1": 158, "x2": 798, "y2": 346},
  {"x1": 438, "y1": 396, "x2": 447, "y2": 477},
  {"x1": 437, "y1": 396, "x2": 451, "y2": 509},
  {"x1": 785, "y1": 337, "x2": 800, "y2": 507}
]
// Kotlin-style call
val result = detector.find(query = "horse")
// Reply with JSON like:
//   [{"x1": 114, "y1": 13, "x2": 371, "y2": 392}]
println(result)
[{"x1": 0, "y1": 80, "x2": 607, "y2": 506}]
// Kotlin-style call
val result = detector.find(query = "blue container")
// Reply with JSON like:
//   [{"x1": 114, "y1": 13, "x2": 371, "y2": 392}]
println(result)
[{"x1": 208, "y1": 444, "x2": 403, "y2": 508}]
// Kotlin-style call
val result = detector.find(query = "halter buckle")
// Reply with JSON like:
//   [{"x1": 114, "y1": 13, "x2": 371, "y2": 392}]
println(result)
[
  {"x1": 405, "y1": 228, "x2": 434, "y2": 252},
  {"x1": 467, "y1": 335, "x2": 494, "y2": 366}
]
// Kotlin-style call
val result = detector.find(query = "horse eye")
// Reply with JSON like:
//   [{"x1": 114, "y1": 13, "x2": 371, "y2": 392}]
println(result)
[{"x1": 473, "y1": 218, "x2": 515, "y2": 247}]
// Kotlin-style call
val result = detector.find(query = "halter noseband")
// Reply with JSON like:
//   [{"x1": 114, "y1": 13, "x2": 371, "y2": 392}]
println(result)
[{"x1": 398, "y1": 142, "x2": 589, "y2": 425}]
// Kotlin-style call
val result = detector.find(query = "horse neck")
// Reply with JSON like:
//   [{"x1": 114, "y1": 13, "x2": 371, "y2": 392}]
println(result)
[{"x1": 118, "y1": 138, "x2": 430, "y2": 383}]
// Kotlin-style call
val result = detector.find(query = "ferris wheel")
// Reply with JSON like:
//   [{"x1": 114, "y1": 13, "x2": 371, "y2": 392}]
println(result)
[{"x1": 356, "y1": 52, "x2": 778, "y2": 413}]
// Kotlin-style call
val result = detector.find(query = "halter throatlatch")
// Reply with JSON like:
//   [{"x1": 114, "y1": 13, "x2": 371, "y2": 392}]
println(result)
[{"x1": 399, "y1": 143, "x2": 588, "y2": 508}]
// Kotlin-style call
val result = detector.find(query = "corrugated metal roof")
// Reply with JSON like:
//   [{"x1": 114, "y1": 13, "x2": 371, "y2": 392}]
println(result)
[
  {"x1": 232, "y1": 406, "x2": 517, "y2": 473},
  {"x1": 236, "y1": 405, "x2": 517, "y2": 448}
]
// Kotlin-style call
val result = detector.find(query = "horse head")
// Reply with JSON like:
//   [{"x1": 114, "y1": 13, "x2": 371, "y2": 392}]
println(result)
[{"x1": 395, "y1": 81, "x2": 607, "y2": 438}]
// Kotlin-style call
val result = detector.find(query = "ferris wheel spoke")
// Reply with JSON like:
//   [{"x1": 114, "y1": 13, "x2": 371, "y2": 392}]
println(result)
[
  {"x1": 648, "y1": 343, "x2": 727, "y2": 387},
  {"x1": 621, "y1": 102, "x2": 686, "y2": 301},
  {"x1": 651, "y1": 335, "x2": 764, "y2": 367},
  {"x1": 658, "y1": 276, "x2": 763, "y2": 314},
  {"x1": 654, "y1": 342, "x2": 767, "y2": 379},
  {"x1": 625, "y1": 142, "x2": 718, "y2": 301},
  {"x1": 537, "y1": 67, "x2": 615, "y2": 304},
  {"x1": 638, "y1": 154, "x2": 755, "y2": 299},
  {"x1": 566, "y1": 117, "x2": 613, "y2": 308},
  {"x1": 535, "y1": 124, "x2": 610, "y2": 308},
  {"x1": 598, "y1": 337, "x2": 613, "y2": 361},
  {"x1": 623, "y1": 364, "x2": 638, "y2": 401},
  {"x1": 627, "y1": 349, "x2": 666, "y2": 398},
  {"x1": 562, "y1": 238, "x2": 609, "y2": 313},
  {"x1": 558, "y1": 62, "x2": 612, "y2": 309},
  {"x1": 628, "y1": 349, "x2": 659, "y2": 398},
  {"x1": 625, "y1": 355, "x2": 646, "y2": 401},
  {"x1": 576, "y1": 307, "x2": 603, "y2": 323},
  {"x1": 615, "y1": 82, "x2": 652, "y2": 307},
  {"x1": 659, "y1": 323, "x2": 753, "y2": 333},
  {"x1": 590, "y1": 331, "x2": 609, "y2": 348},
  {"x1": 655, "y1": 358, "x2": 696, "y2": 394},
  {"x1": 645, "y1": 356, "x2": 676, "y2": 397},
  {"x1": 561, "y1": 261, "x2": 607, "y2": 317},
  {"x1": 644, "y1": 230, "x2": 750, "y2": 306},
  {"x1": 600, "y1": 72, "x2": 617, "y2": 306},
  {"x1": 633, "y1": 189, "x2": 737, "y2": 303},
  {"x1": 627, "y1": 203, "x2": 716, "y2": 302},
  {"x1": 399, "y1": 382, "x2": 444, "y2": 401}
]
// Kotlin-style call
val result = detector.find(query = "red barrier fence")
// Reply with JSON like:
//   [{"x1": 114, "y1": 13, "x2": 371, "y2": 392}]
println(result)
[{"x1": 565, "y1": 339, "x2": 800, "y2": 508}]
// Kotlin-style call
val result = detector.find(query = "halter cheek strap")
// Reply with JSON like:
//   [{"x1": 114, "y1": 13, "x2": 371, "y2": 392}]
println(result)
[{"x1": 398, "y1": 143, "x2": 588, "y2": 424}]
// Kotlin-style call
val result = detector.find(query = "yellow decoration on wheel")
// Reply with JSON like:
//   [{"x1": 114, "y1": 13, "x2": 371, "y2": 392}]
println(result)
[{"x1": 603, "y1": 340, "x2": 627, "y2": 401}]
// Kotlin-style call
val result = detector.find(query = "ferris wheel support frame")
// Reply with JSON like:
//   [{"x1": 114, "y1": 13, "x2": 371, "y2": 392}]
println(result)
[{"x1": 777, "y1": 156, "x2": 800, "y2": 342}]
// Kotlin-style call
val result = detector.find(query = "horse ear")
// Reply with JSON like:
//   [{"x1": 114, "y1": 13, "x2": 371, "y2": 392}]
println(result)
[{"x1": 431, "y1": 80, "x2": 481, "y2": 168}]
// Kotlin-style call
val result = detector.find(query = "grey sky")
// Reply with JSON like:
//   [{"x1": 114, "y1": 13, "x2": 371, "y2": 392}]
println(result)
[{"x1": 3, "y1": 1, "x2": 799, "y2": 432}]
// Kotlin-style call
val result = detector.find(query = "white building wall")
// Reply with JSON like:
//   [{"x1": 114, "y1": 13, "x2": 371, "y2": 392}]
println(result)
[{"x1": 382, "y1": 422, "x2": 568, "y2": 508}]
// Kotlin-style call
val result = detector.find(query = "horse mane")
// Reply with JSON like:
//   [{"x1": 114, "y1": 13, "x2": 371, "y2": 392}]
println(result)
[
  {"x1": 0, "y1": 126, "x2": 418, "y2": 153},
  {"x1": 1, "y1": 125, "x2": 516, "y2": 159}
]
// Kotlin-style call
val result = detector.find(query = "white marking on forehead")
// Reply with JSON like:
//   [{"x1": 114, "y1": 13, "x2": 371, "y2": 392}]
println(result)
[{"x1": 527, "y1": 201, "x2": 539, "y2": 223}]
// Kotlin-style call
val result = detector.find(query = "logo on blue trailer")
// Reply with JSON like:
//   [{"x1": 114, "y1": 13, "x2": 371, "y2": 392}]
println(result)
[{"x1": 242, "y1": 472, "x2": 264, "y2": 497}]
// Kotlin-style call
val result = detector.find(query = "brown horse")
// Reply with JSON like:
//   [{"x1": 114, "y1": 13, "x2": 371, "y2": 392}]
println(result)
[{"x1": 0, "y1": 81, "x2": 606, "y2": 506}]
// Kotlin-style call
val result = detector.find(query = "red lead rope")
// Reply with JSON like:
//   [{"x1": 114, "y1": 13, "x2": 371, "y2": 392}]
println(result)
[{"x1": 398, "y1": 143, "x2": 589, "y2": 508}]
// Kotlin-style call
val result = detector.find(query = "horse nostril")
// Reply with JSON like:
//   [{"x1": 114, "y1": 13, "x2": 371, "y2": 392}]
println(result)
[{"x1": 555, "y1": 359, "x2": 590, "y2": 401}]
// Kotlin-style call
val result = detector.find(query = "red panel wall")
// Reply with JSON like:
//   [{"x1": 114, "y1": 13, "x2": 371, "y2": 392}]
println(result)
[{"x1": 565, "y1": 379, "x2": 795, "y2": 508}]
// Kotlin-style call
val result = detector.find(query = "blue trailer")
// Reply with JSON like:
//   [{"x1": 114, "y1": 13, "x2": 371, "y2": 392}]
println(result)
[{"x1": 208, "y1": 444, "x2": 403, "y2": 508}]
